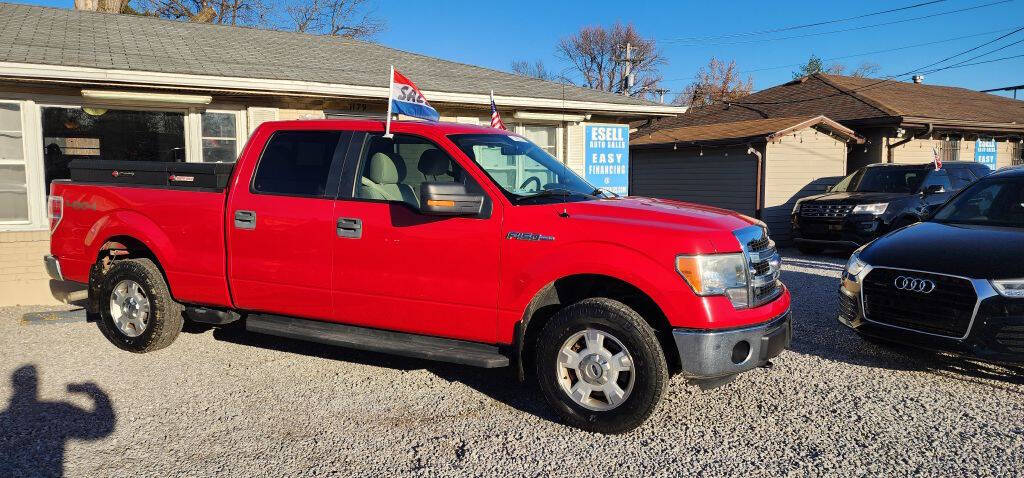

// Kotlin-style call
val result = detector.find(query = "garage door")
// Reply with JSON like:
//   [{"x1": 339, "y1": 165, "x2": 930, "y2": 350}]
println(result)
[{"x1": 630, "y1": 150, "x2": 757, "y2": 217}]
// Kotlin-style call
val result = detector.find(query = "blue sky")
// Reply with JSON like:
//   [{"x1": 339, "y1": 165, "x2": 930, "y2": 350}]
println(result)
[{"x1": 14, "y1": 0, "x2": 1024, "y2": 99}]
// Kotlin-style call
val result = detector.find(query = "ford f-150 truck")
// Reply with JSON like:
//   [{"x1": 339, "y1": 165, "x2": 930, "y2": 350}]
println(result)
[{"x1": 45, "y1": 119, "x2": 791, "y2": 433}]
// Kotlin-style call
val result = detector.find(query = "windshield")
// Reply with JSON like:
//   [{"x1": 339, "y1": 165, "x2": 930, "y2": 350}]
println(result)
[
  {"x1": 449, "y1": 133, "x2": 603, "y2": 202},
  {"x1": 931, "y1": 177, "x2": 1024, "y2": 228},
  {"x1": 831, "y1": 167, "x2": 928, "y2": 193}
]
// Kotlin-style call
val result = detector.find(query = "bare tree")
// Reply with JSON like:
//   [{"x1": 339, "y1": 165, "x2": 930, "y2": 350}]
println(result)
[
  {"x1": 673, "y1": 57, "x2": 753, "y2": 108},
  {"x1": 556, "y1": 23, "x2": 665, "y2": 98},
  {"x1": 137, "y1": 0, "x2": 271, "y2": 25},
  {"x1": 827, "y1": 61, "x2": 882, "y2": 78},
  {"x1": 75, "y1": 0, "x2": 132, "y2": 12},
  {"x1": 510, "y1": 59, "x2": 555, "y2": 81},
  {"x1": 285, "y1": 0, "x2": 385, "y2": 38}
]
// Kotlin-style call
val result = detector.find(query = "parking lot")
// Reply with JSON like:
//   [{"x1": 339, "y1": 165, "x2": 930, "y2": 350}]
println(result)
[{"x1": 3, "y1": 251, "x2": 1023, "y2": 477}]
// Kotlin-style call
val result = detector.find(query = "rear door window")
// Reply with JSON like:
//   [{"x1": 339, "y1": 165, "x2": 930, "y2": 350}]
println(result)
[{"x1": 252, "y1": 130, "x2": 347, "y2": 198}]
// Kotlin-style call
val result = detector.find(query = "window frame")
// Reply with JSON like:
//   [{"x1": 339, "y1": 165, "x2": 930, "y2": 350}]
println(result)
[
  {"x1": 338, "y1": 131, "x2": 493, "y2": 217},
  {"x1": 194, "y1": 108, "x2": 247, "y2": 163},
  {"x1": 0, "y1": 99, "x2": 34, "y2": 227},
  {"x1": 248, "y1": 129, "x2": 350, "y2": 200}
]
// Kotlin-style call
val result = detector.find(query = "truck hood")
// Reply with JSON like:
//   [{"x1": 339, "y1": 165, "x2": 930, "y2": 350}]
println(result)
[
  {"x1": 799, "y1": 191, "x2": 913, "y2": 204},
  {"x1": 560, "y1": 197, "x2": 759, "y2": 253},
  {"x1": 861, "y1": 221, "x2": 1024, "y2": 279}
]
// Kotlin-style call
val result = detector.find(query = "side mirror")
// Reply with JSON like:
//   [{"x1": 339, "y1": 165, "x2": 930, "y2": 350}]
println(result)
[
  {"x1": 922, "y1": 184, "x2": 945, "y2": 195},
  {"x1": 419, "y1": 182, "x2": 484, "y2": 216},
  {"x1": 824, "y1": 184, "x2": 835, "y2": 192}
]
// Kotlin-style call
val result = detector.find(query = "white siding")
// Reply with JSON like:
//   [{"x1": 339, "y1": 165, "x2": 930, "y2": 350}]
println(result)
[{"x1": 764, "y1": 128, "x2": 848, "y2": 243}]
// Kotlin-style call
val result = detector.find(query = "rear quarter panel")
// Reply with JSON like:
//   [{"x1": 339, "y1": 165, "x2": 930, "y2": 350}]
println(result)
[{"x1": 50, "y1": 181, "x2": 231, "y2": 307}]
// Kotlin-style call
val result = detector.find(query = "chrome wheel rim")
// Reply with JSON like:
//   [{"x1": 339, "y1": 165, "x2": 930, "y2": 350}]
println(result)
[
  {"x1": 556, "y1": 328, "x2": 635, "y2": 411},
  {"x1": 109, "y1": 279, "x2": 150, "y2": 338}
]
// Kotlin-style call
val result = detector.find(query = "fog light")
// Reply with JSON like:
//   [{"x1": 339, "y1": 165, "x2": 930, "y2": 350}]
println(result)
[{"x1": 731, "y1": 340, "x2": 751, "y2": 364}]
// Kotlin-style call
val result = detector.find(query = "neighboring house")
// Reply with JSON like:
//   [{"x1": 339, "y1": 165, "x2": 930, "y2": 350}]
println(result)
[
  {"x1": 0, "y1": 3, "x2": 681, "y2": 305},
  {"x1": 631, "y1": 115, "x2": 863, "y2": 243},
  {"x1": 638, "y1": 73, "x2": 1024, "y2": 172},
  {"x1": 631, "y1": 73, "x2": 1024, "y2": 242}
]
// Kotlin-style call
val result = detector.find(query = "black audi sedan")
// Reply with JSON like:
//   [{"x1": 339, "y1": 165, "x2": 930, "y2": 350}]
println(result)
[
  {"x1": 792, "y1": 161, "x2": 991, "y2": 254},
  {"x1": 838, "y1": 166, "x2": 1024, "y2": 364}
]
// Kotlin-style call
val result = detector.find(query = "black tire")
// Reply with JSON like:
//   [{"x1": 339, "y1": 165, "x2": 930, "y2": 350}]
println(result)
[
  {"x1": 97, "y1": 258, "x2": 183, "y2": 353},
  {"x1": 535, "y1": 298, "x2": 668, "y2": 434},
  {"x1": 797, "y1": 243, "x2": 825, "y2": 255}
]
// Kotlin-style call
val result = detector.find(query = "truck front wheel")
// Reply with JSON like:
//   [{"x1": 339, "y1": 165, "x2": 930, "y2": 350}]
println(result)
[
  {"x1": 535, "y1": 298, "x2": 668, "y2": 434},
  {"x1": 97, "y1": 258, "x2": 183, "y2": 353}
]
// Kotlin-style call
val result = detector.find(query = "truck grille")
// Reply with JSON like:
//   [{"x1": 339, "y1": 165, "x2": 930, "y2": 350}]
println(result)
[
  {"x1": 736, "y1": 226, "x2": 782, "y2": 307},
  {"x1": 800, "y1": 203, "x2": 854, "y2": 218},
  {"x1": 862, "y1": 268, "x2": 977, "y2": 338}
]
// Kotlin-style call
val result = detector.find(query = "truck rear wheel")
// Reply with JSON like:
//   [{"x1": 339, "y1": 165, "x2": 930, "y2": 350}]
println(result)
[
  {"x1": 97, "y1": 258, "x2": 183, "y2": 353},
  {"x1": 535, "y1": 298, "x2": 668, "y2": 434}
]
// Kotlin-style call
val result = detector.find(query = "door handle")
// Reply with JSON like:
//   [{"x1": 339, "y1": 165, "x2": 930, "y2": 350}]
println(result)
[
  {"x1": 234, "y1": 210, "x2": 256, "y2": 230},
  {"x1": 337, "y1": 217, "x2": 362, "y2": 239}
]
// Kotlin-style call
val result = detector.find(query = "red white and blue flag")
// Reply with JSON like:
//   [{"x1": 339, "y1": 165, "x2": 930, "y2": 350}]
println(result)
[
  {"x1": 385, "y1": 66, "x2": 438, "y2": 136},
  {"x1": 490, "y1": 90, "x2": 507, "y2": 130},
  {"x1": 932, "y1": 147, "x2": 942, "y2": 170}
]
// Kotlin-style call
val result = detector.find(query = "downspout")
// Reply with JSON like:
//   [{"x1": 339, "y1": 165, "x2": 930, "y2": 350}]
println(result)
[
  {"x1": 886, "y1": 123, "x2": 933, "y2": 163},
  {"x1": 748, "y1": 144, "x2": 764, "y2": 219}
]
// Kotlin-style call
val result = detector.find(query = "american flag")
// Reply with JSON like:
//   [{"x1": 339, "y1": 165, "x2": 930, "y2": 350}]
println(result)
[
  {"x1": 932, "y1": 147, "x2": 942, "y2": 170},
  {"x1": 490, "y1": 90, "x2": 507, "y2": 130}
]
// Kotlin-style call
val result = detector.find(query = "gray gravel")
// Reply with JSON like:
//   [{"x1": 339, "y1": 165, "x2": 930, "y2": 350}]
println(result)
[{"x1": 3, "y1": 250, "x2": 1024, "y2": 477}]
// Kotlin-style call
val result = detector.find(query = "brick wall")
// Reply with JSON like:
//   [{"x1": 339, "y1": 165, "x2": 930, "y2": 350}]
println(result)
[{"x1": 0, "y1": 230, "x2": 58, "y2": 306}]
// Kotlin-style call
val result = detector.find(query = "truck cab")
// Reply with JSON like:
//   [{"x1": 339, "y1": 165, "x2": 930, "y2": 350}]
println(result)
[{"x1": 46, "y1": 119, "x2": 791, "y2": 433}]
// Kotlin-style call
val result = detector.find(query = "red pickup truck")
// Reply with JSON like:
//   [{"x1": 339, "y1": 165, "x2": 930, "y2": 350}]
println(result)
[{"x1": 46, "y1": 119, "x2": 791, "y2": 433}]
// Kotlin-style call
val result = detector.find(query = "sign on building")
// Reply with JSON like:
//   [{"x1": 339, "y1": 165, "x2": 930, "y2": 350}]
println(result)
[
  {"x1": 974, "y1": 138, "x2": 997, "y2": 170},
  {"x1": 584, "y1": 125, "x2": 629, "y2": 195}
]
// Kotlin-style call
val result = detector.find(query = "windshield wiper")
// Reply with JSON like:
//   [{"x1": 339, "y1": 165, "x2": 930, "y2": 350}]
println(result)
[
  {"x1": 592, "y1": 187, "x2": 620, "y2": 198},
  {"x1": 515, "y1": 188, "x2": 594, "y2": 203}
]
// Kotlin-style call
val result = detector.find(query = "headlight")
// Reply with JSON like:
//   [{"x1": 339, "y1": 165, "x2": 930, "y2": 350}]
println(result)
[
  {"x1": 992, "y1": 279, "x2": 1024, "y2": 298},
  {"x1": 676, "y1": 254, "x2": 749, "y2": 308},
  {"x1": 852, "y1": 203, "x2": 888, "y2": 215},
  {"x1": 845, "y1": 251, "x2": 868, "y2": 277}
]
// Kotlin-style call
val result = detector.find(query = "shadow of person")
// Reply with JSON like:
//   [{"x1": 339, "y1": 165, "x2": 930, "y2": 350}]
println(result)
[{"x1": 0, "y1": 365, "x2": 116, "y2": 477}]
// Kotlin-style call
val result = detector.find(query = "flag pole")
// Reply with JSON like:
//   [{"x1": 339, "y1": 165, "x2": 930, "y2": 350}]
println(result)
[{"x1": 384, "y1": 65, "x2": 394, "y2": 138}]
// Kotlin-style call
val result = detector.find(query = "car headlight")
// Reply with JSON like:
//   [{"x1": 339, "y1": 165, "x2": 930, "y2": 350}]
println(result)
[
  {"x1": 845, "y1": 250, "x2": 868, "y2": 277},
  {"x1": 992, "y1": 279, "x2": 1024, "y2": 298},
  {"x1": 852, "y1": 203, "x2": 888, "y2": 215},
  {"x1": 676, "y1": 254, "x2": 749, "y2": 308}
]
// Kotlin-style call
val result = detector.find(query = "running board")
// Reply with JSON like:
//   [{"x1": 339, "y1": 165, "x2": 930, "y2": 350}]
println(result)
[{"x1": 245, "y1": 314, "x2": 510, "y2": 368}]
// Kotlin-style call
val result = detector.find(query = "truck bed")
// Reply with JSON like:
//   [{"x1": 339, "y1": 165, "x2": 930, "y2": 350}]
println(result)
[{"x1": 50, "y1": 160, "x2": 235, "y2": 308}]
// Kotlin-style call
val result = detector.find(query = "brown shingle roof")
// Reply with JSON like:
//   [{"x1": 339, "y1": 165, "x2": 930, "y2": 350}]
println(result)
[
  {"x1": 631, "y1": 115, "x2": 862, "y2": 146},
  {"x1": 639, "y1": 73, "x2": 1024, "y2": 136}
]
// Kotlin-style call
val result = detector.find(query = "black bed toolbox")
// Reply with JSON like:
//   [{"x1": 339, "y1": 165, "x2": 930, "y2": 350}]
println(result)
[{"x1": 69, "y1": 160, "x2": 235, "y2": 189}]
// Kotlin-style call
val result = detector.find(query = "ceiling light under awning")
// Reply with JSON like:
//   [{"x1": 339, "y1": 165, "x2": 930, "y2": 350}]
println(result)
[
  {"x1": 80, "y1": 89, "x2": 213, "y2": 105},
  {"x1": 513, "y1": 111, "x2": 590, "y2": 122}
]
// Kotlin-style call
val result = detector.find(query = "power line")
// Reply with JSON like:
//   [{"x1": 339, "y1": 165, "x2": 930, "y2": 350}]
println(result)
[
  {"x1": 729, "y1": 26, "x2": 1024, "y2": 106},
  {"x1": 660, "y1": 0, "x2": 947, "y2": 42},
  {"x1": 920, "y1": 52, "x2": 1024, "y2": 74},
  {"x1": 661, "y1": 0, "x2": 1013, "y2": 46},
  {"x1": 660, "y1": 28, "x2": 1018, "y2": 83}
]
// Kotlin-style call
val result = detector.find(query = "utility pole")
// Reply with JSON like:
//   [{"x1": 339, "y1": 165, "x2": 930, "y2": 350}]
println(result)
[
  {"x1": 614, "y1": 43, "x2": 636, "y2": 96},
  {"x1": 653, "y1": 88, "x2": 669, "y2": 104}
]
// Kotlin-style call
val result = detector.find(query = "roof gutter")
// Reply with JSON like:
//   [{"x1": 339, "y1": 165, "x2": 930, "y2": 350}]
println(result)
[
  {"x1": 0, "y1": 61, "x2": 684, "y2": 117},
  {"x1": 886, "y1": 122, "x2": 932, "y2": 163},
  {"x1": 899, "y1": 116, "x2": 1024, "y2": 134}
]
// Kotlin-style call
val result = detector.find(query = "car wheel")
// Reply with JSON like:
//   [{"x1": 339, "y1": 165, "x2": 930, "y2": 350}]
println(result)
[
  {"x1": 535, "y1": 298, "x2": 668, "y2": 434},
  {"x1": 97, "y1": 258, "x2": 183, "y2": 353},
  {"x1": 797, "y1": 244, "x2": 825, "y2": 255}
]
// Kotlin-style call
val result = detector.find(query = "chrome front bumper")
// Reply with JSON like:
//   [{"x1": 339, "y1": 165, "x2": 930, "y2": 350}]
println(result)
[{"x1": 672, "y1": 310, "x2": 792, "y2": 379}]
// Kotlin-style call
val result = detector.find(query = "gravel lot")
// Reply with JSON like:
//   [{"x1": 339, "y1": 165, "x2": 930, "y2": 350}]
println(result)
[{"x1": 3, "y1": 251, "x2": 1024, "y2": 477}]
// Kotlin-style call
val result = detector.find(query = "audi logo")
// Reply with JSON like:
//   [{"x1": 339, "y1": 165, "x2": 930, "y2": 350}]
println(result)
[{"x1": 893, "y1": 276, "x2": 936, "y2": 294}]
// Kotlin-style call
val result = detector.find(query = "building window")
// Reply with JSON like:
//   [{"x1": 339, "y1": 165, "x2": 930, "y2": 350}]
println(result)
[
  {"x1": 939, "y1": 139, "x2": 960, "y2": 163},
  {"x1": 41, "y1": 107, "x2": 186, "y2": 192},
  {"x1": 0, "y1": 102, "x2": 28, "y2": 223},
  {"x1": 520, "y1": 125, "x2": 558, "y2": 157},
  {"x1": 201, "y1": 111, "x2": 238, "y2": 162}
]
